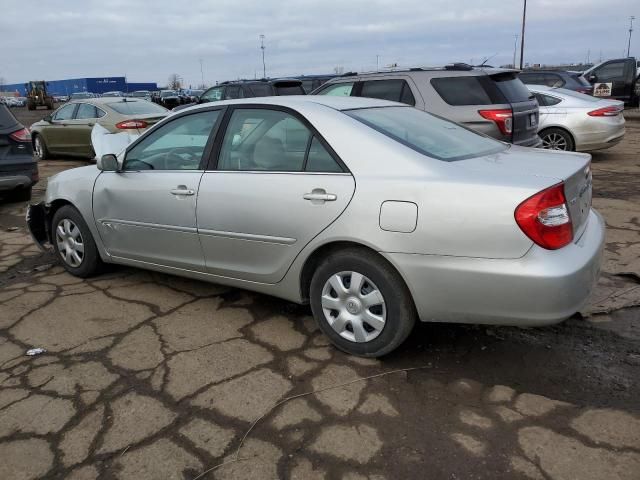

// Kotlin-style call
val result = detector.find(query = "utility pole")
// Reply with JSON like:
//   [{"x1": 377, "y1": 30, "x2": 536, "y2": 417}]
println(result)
[
  {"x1": 627, "y1": 16, "x2": 635, "y2": 58},
  {"x1": 260, "y1": 34, "x2": 266, "y2": 78},
  {"x1": 519, "y1": 0, "x2": 527, "y2": 70},
  {"x1": 199, "y1": 58, "x2": 204, "y2": 86},
  {"x1": 513, "y1": 35, "x2": 519, "y2": 68}
]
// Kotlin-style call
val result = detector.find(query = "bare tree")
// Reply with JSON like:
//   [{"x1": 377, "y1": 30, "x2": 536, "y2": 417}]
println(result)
[{"x1": 167, "y1": 74, "x2": 182, "y2": 90}]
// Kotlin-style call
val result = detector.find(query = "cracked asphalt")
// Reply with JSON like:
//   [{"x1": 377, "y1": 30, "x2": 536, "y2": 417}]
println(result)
[{"x1": 0, "y1": 108, "x2": 639, "y2": 480}]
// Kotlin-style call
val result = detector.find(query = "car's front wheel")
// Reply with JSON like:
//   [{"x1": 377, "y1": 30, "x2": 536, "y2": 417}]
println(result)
[
  {"x1": 310, "y1": 248, "x2": 416, "y2": 357},
  {"x1": 52, "y1": 205, "x2": 104, "y2": 277}
]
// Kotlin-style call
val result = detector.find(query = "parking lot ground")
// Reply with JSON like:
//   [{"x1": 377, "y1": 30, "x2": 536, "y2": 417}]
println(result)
[{"x1": 0, "y1": 107, "x2": 639, "y2": 479}]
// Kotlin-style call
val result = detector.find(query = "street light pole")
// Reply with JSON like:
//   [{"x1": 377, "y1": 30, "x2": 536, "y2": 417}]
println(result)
[
  {"x1": 519, "y1": 0, "x2": 527, "y2": 70},
  {"x1": 199, "y1": 58, "x2": 204, "y2": 86},
  {"x1": 260, "y1": 34, "x2": 266, "y2": 78},
  {"x1": 627, "y1": 16, "x2": 635, "y2": 58},
  {"x1": 513, "y1": 34, "x2": 519, "y2": 68}
]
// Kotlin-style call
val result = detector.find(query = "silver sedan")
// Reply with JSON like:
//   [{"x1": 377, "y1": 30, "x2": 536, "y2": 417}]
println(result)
[
  {"x1": 27, "y1": 96, "x2": 605, "y2": 357},
  {"x1": 528, "y1": 85, "x2": 625, "y2": 151}
]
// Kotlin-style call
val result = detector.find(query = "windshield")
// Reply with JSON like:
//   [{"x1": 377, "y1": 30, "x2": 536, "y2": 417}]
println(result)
[
  {"x1": 346, "y1": 106, "x2": 506, "y2": 161},
  {"x1": 161, "y1": 91, "x2": 177, "y2": 97},
  {"x1": 107, "y1": 100, "x2": 167, "y2": 115}
]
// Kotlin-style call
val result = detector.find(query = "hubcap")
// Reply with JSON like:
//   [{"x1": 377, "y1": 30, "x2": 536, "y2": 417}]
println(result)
[
  {"x1": 542, "y1": 132, "x2": 568, "y2": 150},
  {"x1": 55, "y1": 219, "x2": 84, "y2": 267},
  {"x1": 321, "y1": 271, "x2": 386, "y2": 343}
]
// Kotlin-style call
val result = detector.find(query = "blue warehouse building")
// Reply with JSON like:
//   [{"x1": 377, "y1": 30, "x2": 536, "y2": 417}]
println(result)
[{"x1": 2, "y1": 77, "x2": 158, "y2": 96}]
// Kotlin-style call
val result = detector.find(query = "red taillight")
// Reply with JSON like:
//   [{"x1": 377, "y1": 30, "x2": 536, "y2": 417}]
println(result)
[
  {"x1": 115, "y1": 120, "x2": 148, "y2": 129},
  {"x1": 9, "y1": 128, "x2": 31, "y2": 142},
  {"x1": 478, "y1": 109, "x2": 513, "y2": 136},
  {"x1": 515, "y1": 183, "x2": 573, "y2": 250},
  {"x1": 587, "y1": 106, "x2": 622, "y2": 117}
]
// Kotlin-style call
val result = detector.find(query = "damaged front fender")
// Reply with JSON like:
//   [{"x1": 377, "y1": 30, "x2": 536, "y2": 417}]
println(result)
[{"x1": 26, "y1": 202, "x2": 52, "y2": 251}]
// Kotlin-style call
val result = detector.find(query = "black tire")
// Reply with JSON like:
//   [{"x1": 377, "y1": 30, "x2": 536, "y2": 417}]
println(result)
[
  {"x1": 51, "y1": 205, "x2": 104, "y2": 278},
  {"x1": 540, "y1": 127, "x2": 574, "y2": 151},
  {"x1": 33, "y1": 134, "x2": 50, "y2": 160},
  {"x1": 11, "y1": 187, "x2": 32, "y2": 202},
  {"x1": 310, "y1": 248, "x2": 416, "y2": 357}
]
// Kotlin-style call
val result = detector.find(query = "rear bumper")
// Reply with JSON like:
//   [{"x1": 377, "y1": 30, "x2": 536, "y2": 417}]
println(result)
[
  {"x1": 514, "y1": 134, "x2": 543, "y2": 148},
  {"x1": 575, "y1": 125, "x2": 625, "y2": 152},
  {"x1": 384, "y1": 209, "x2": 605, "y2": 326},
  {"x1": 26, "y1": 202, "x2": 52, "y2": 251},
  {"x1": 0, "y1": 174, "x2": 33, "y2": 191}
]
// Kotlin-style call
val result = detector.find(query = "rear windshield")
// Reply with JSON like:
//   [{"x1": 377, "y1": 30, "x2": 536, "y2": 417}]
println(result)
[
  {"x1": 71, "y1": 93, "x2": 91, "y2": 99},
  {"x1": 131, "y1": 91, "x2": 150, "y2": 97},
  {"x1": 553, "y1": 88, "x2": 601, "y2": 102},
  {"x1": 346, "y1": 106, "x2": 506, "y2": 161},
  {"x1": 490, "y1": 73, "x2": 532, "y2": 102},
  {"x1": 431, "y1": 77, "x2": 494, "y2": 105},
  {"x1": 107, "y1": 100, "x2": 167, "y2": 115},
  {"x1": 246, "y1": 83, "x2": 273, "y2": 97}
]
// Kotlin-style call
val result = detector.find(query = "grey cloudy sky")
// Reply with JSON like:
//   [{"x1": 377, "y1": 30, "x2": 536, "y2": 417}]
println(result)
[{"x1": 2, "y1": 0, "x2": 638, "y2": 87}]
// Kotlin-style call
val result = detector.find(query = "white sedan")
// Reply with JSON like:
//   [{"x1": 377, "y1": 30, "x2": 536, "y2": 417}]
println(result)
[{"x1": 527, "y1": 85, "x2": 625, "y2": 152}]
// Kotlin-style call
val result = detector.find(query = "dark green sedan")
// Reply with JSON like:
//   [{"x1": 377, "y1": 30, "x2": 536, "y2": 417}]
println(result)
[{"x1": 30, "y1": 98, "x2": 168, "y2": 159}]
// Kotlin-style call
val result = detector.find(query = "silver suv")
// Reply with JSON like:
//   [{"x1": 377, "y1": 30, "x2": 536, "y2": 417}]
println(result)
[{"x1": 311, "y1": 64, "x2": 542, "y2": 147}]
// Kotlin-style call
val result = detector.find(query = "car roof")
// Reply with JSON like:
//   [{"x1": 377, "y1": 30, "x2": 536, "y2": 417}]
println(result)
[
  {"x1": 327, "y1": 66, "x2": 517, "y2": 81},
  {"x1": 179, "y1": 95, "x2": 401, "y2": 114}
]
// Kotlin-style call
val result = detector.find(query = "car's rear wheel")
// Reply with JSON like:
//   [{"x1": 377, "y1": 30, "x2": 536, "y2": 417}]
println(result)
[
  {"x1": 540, "y1": 128, "x2": 574, "y2": 151},
  {"x1": 310, "y1": 248, "x2": 416, "y2": 357},
  {"x1": 52, "y1": 205, "x2": 104, "y2": 277},
  {"x1": 34, "y1": 135, "x2": 50, "y2": 160}
]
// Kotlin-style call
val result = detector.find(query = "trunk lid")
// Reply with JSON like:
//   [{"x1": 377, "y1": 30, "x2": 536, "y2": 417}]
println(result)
[{"x1": 457, "y1": 146, "x2": 592, "y2": 240}]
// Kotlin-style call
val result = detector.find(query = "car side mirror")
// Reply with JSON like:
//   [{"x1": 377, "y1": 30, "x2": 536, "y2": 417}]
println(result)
[
  {"x1": 588, "y1": 74, "x2": 597, "y2": 83},
  {"x1": 43, "y1": 115, "x2": 53, "y2": 123},
  {"x1": 97, "y1": 154, "x2": 119, "y2": 172}
]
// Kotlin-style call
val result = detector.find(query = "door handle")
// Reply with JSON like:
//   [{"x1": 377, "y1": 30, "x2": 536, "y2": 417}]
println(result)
[
  {"x1": 170, "y1": 187, "x2": 195, "y2": 196},
  {"x1": 303, "y1": 189, "x2": 337, "y2": 202}
]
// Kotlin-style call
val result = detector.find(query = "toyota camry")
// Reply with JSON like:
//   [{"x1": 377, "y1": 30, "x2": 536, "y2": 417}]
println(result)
[{"x1": 27, "y1": 96, "x2": 604, "y2": 357}]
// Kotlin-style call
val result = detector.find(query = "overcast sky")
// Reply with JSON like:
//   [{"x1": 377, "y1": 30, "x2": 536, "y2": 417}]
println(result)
[{"x1": 2, "y1": 0, "x2": 638, "y2": 87}]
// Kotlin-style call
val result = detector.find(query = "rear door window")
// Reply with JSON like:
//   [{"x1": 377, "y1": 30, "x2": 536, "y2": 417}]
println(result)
[
  {"x1": 246, "y1": 83, "x2": 273, "y2": 97},
  {"x1": 53, "y1": 103, "x2": 76, "y2": 120},
  {"x1": 75, "y1": 103, "x2": 99, "y2": 119},
  {"x1": 534, "y1": 93, "x2": 562, "y2": 107},
  {"x1": 430, "y1": 77, "x2": 493, "y2": 105},
  {"x1": 274, "y1": 83, "x2": 305, "y2": 95},
  {"x1": 359, "y1": 79, "x2": 416, "y2": 105},
  {"x1": 200, "y1": 87, "x2": 224, "y2": 102},
  {"x1": 224, "y1": 86, "x2": 243, "y2": 100},
  {"x1": 316, "y1": 82, "x2": 355, "y2": 96}
]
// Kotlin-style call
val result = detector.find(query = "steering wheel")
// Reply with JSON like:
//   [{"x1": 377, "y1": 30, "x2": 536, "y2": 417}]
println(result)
[{"x1": 163, "y1": 146, "x2": 200, "y2": 169}]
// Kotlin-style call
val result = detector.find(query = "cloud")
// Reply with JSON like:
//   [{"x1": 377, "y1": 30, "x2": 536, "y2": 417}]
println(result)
[{"x1": 1, "y1": 0, "x2": 638, "y2": 87}]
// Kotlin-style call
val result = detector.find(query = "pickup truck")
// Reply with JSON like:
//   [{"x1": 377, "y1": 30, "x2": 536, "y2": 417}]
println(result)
[{"x1": 583, "y1": 57, "x2": 640, "y2": 107}]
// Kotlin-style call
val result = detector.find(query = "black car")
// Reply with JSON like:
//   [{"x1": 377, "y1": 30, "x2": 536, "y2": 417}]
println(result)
[
  {"x1": 159, "y1": 90, "x2": 181, "y2": 109},
  {"x1": 173, "y1": 78, "x2": 305, "y2": 111},
  {"x1": 0, "y1": 104, "x2": 37, "y2": 201},
  {"x1": 519, "y1": 70, "x2": 593, "y2": 95},
  {"x1": 583, "y1": 57, "x2": 640, "y2": 106}
]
